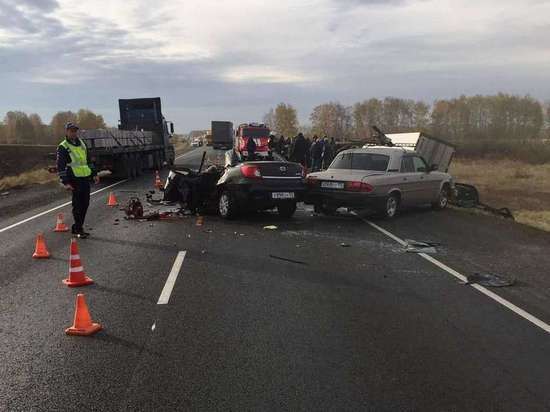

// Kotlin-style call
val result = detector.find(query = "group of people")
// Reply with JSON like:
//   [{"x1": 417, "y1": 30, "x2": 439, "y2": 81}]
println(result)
[{"x1": 268, "y1": 133, "x2": 336, "y2": 171}]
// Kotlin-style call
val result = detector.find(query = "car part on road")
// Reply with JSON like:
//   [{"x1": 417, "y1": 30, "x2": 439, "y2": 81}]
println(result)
[
  {"x1": 340, "y1": 242, "x2": 351, "y2": 247},
  {"x1": 464, "y1": 272, "x2": 515, "y2": 287},
  {"x1": 263, "y1": 225, "x2": 278, "y2": 230},
  {"x1": 124, "y1": 197, "x2": 144, "y2": 219},
  {"x1": 65, "y1": 293, "x2": 102, "y2": 336},
  {"x1": 404, "y1": 239, "x2": 439, "y2": 254},
  {"x1": 32, "y1": 232, "x2": 51, "y2": 259},
  {"x1": 451, "y1": 183, "x2": 514, "y2": 220}
]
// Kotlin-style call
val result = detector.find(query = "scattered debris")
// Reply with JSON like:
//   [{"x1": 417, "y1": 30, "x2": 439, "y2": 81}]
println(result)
[
  {"x1": 201, "y1": 250, "x2": 206, "y2": 254},
  {"x1": 404, "y1": 239, "x2": 439, "y2": 254},
  {"x1": 269, "y1": 254, "x2": 306, "y2": 265},
  {"x1": 1, "y1": 191, "x2": 10, "y2": 196},
  {"x1": 204, "y1": 229, "x2": 213, "y2": 233},
  {"x1": 263, "y1": 225, "x2": 278, "y2": 230},
  {"x1": 340, "y1": 242, "x2": 351, "y2": 247},
  {"x1": 464, "y1": 273, "x2": 515, "y2": 287}
]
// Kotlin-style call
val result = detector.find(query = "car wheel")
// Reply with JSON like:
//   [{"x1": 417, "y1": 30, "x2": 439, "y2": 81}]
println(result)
[
  {"x1": 219, "y1": 191, "x2": 237, "y2": 219},
  {"x1": 277, "y1": 201, "x2": 297, "y2": 218},
  {"x1": 382, "y1": 193, "x2": 399, "y2": 219},
  {"x1": 432, "y1": 186, "x2": 449, "y2": 210}
]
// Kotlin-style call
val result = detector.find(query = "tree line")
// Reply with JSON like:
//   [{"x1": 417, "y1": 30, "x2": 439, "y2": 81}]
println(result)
[
  {"x1": 0, "y1": 109, "x2": 106, "y2": 145},
  {"x1": 264, "y1": 94, "x2": 550, "y2": 145}
]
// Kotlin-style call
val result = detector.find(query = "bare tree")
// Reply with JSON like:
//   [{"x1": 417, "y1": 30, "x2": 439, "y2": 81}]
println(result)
[
  {"x1": 310, "y1": 102, "x2": 351, "y2": 140},
  {"x1": 50, "y1": 111, "x2": 77, "y2": 141}
]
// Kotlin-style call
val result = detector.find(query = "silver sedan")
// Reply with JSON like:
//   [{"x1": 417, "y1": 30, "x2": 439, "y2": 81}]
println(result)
[{"x1": 304, "y1": 147, "x2": 455, "y2": 218}]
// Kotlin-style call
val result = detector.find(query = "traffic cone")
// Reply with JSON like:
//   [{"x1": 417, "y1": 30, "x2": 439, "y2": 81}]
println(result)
[
  {"x1": 32, "y1": 232, "x2": 50, "y2": 259},
  {"x1": 54, "y1": 213, "x2": 70, "y2": 232},
  {"x1": 65, "y1": 293, "x2": 102, "y2": 336},
  {"x1": 155, "y1": 170, "x2": 163, "y2": 189},
  {"x1": 107, "y1": 192, "x2": 118, "y2": 207},
  {"x1": 196, "y1": 215, "x2": 204, "y2": 226},
  {"x1": 63, "y1": 238, "x2": 93, "y2": 287}
]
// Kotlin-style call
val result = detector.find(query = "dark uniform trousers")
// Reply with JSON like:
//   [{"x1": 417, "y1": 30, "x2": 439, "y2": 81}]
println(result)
[{"x1": 71, "y1": 177, "x2": 91, "y2": 232}]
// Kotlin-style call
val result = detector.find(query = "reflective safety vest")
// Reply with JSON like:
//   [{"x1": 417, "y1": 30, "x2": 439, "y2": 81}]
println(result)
[{"x1": 59, "y1": 139, "x2": 92, "y2": 178}]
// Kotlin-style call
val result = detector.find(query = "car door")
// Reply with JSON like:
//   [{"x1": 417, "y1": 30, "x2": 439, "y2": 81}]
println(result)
[
  {"x1": 398, "y1": 156, "x2": 418, "y2": 205},
  {"x1": 411, "y1": 155, "x2": 433, "y2": 203}
]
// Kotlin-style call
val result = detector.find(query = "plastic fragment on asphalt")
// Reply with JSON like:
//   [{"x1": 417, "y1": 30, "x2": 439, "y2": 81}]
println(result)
[
  {"x1": 263, "y1": 225, "x2": 278, "y2": 230},
  {"x1": 340, "y1": 242, "x2": 351, "y2": 247},
  {"x1": 464, "y1": 272, "x2": 515, "y2": 287},
  {"x1": 0, "y1": 191, "x2": 9, "y2": 196},
  {"x1": 404, "y1": 239, "x2": 438, "y2": 254}
]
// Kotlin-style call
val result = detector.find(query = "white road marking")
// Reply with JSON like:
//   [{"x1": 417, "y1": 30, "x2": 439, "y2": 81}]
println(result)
[
  {"x1": 0, "y1": 179, "x2": 128, "y2": 234},
  {"x1": 362, "y1": 217, "x2": 550, "y2": 335},
  {"x1": 157, "y1": 251, "x2": 187, "y2": 305}
]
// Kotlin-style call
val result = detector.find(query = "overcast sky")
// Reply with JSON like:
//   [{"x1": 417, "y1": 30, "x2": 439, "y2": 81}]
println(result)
[{"x1": 1, "y1": 0, "x2": 549, "y2": 132}]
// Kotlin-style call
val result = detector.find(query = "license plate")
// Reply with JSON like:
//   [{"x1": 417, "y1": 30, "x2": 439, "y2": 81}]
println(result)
[
  {"x1": 321, "y1": 181, "x2": 344, "y2": 189},
  {"x1": 272, "y1": 192, "x2": 295, "y2": 199}
]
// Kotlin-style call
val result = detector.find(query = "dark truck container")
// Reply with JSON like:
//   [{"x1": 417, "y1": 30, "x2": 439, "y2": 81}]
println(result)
[
  {"x1": 211, "y1": 121, "x2": 233, "y2": 150},
  {"x1": 78, "y1": 98, "x2": 175, "y2": 179}
]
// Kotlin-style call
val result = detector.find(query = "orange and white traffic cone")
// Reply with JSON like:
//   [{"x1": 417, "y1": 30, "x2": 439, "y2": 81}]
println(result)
[
  {"x1": 154, "y1": 170, "x2": 163, "y2": 189},
  {"x1": 62, "y1": 238, "x2": 93, "y2": 287},
  {"x1": 65, "y1": 293, "x2": 102, "y2": 336},
  {"x1": 32, "y1": 232, "x2": 50, "y2": 259},
  {"x1": 107, "y1": 192, "x2": 118, "y2": 207},
  {"x1": 54, "y1": 213, "x2": 70, "y2": 232}
]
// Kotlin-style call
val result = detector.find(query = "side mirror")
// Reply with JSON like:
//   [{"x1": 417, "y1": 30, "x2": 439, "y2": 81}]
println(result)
[{"x1": 170, "y1": 123, "x2": 174, "y2": 134}]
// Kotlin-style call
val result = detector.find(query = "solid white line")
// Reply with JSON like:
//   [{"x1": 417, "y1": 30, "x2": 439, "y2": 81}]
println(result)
[
  {"x1": 361, "y1": 216, "x2": 550, "y2": 334},
  {"x1": 0, "y1": 179, "x2": 127, "y2": 234},
  {"x1": 157, "y1": 251, "x2": 186, "y2": 305}
]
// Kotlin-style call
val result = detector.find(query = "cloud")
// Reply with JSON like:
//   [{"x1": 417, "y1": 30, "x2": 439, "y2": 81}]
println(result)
[{"x1": 0, "y1": 0, "x2": 549, "y2": 129}]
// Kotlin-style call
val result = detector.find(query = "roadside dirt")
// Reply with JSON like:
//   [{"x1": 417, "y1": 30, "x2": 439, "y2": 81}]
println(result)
[
  {"x1": 0, "y1": 182, "x2": 69, "y2": 221},
  {"x1": 0, "y1": 144, "x2": 56, "y2": 178}
]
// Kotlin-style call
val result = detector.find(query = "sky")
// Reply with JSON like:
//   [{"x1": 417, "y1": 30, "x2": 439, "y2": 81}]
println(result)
[{"x1": 1, "y1": 0, "x2": 549, "y2": 132}]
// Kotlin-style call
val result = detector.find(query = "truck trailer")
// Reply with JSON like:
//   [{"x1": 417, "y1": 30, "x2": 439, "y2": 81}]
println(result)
[
  {"x1": 211, "y1": 121, "x2": 233, "y2": 150},
  {"x1": 78, "y1": 97, "x2": 175, "y2": 179}
]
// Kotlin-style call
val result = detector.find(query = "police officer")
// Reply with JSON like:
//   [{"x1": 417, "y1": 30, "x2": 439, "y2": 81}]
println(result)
[{"x1": 56, "y1": 122, "x2": 99, "y2": 238}]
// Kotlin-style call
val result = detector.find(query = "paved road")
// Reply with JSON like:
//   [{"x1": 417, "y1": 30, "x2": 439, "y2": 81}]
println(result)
[{"x1": 1, "y1": 147, "x2": 550, "y2": 411}]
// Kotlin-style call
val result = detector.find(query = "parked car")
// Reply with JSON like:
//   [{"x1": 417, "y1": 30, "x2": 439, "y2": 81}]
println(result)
[
  {"x1": 216, "y1": 150, "x2": 306, "y2": 219},
  {"x1": 191, "y1": 139, "x2": 203, "y2": 147},
  {"x1": 304, "y1": 146, "x2": 454, "y2": 218}
]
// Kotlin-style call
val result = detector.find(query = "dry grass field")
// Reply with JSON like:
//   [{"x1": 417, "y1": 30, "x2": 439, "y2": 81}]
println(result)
[{"x1": 450, "y1": 158, "x2": 550, "y2": 232}]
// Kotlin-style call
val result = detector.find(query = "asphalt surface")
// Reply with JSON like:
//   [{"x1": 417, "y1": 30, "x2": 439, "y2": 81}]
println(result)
[{"x1": 1, "y1": 146, "x2": 550, "y2": 411}]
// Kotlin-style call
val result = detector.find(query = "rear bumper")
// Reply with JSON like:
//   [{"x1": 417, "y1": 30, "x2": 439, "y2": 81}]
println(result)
[
  {"x1": 229, "y1": 183, "x2": 306, "y2": 209},
  {"x1": 304, "y1": 189, "x2": 386, "y2": 210}
]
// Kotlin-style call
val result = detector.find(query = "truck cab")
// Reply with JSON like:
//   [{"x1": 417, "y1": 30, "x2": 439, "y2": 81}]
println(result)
[{"x1": 235, "y1": 123, "x2": 271, "y2": 158}]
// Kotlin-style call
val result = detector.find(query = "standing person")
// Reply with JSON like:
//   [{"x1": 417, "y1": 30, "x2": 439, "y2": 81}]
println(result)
[
  {"x1": 246, "y1": 135, "x2": 257, "y2": 160},
  {"x1": 304, "y1": 136, "x2": 312, "y2": 170},
  {"x1": 277, "y1": 135, "x2": 285, "y2": 156},
  {"x1": 311, "y1": 135, "x2": 324, "y2": 172},
  {"x1": 322, "y1": 136, "x2": 334, "y2": 169},
  {"x1": 290, "y1": 132, "x2": 307, "y2": 166},
  {"x1": 56, "y1": 122, "x2": 99, "y2": 238}
]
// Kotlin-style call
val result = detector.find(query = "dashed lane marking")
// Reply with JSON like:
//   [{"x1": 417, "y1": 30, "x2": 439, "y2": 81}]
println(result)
[{"x1": 157, "y1": 251, "x2": 187, "y2": 305}]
